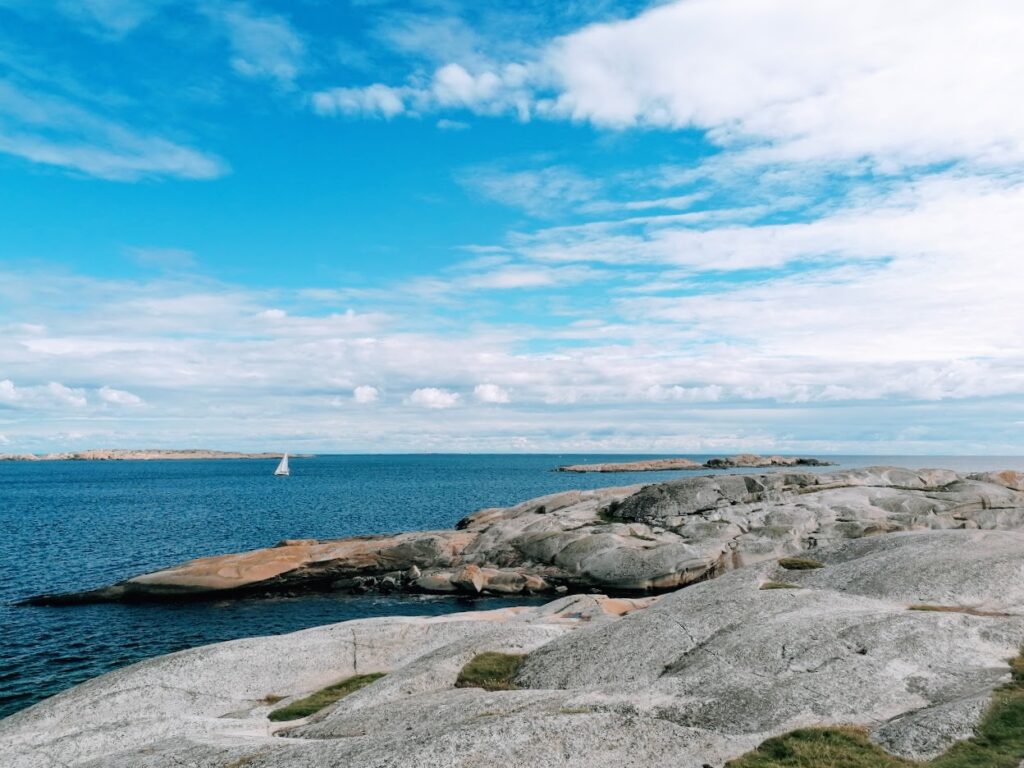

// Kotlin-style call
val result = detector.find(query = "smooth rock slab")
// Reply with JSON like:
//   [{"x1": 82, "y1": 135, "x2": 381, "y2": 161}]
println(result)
[{"x1": 3, "y1": 531, "x2": 1022, "y2": 767}]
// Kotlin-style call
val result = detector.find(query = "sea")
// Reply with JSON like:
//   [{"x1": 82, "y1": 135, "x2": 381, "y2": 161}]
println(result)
[{"x1": 2, "y1": 453, "x2": 1022, "y2": 720}]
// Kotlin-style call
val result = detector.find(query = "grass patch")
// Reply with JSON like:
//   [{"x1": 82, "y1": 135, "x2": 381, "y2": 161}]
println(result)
[
  {"x1": 778, "y1": 557, "x2": 825, "y2": 571},
  {"x1": 267, "y1": 672, "x2": 385, "y2": 722},
  {"x1": 760, "y1": 581, "x2": 802, "y2": 590},
  {"x1": 261, "y1": 694, "x2": 285, "y2": 705},
  {"x1": 909, "y1": 604, "x2": 1010, "y2": 618},
  {"x1": 726, "y1": 648, "x2": 1024, "y2": 768},
  {"x1": 455, "y1": 652, "x2": 525, "y2": 691}
]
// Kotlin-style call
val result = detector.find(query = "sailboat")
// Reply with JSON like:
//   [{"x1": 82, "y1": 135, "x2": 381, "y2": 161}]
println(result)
[{"x1": 274, "y1": 453, "x2": 290, "y2": 476}]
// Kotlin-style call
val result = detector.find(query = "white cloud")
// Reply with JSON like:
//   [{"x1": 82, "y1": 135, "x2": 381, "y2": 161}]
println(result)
[
  {"x1": 98, "y1": 386, "x2": 143, "y2": 406},
  {"x1": 474, "y1": 383, "x2": 510, "y2": 404},
  {"x1": 407, "y1": 387, "x2": 461, "y2": 409},
  {"x1": 0, "y1": 0, "x2": 169, "y2": 38},
  {"x1": 436, "y1": 119, "x2": 469, "y2": 131},
  {"x1": 0, "y1": 379, "x2": 18, "y2": 403},
  {"x1": 460, "y1": 165, "x2": 601, "y2": 217},
  {"x1": 544, "y1": 0, "x2": 1024, "y2": 167},
  {"x1": 0, "y1": 80, "x2": 226, "y2": 181},
  {"x1": 216, "y1": 2, "x2": 305, "y2": 85},
  {"x1": 58, "y1": 0, "x2": 166, "y2": 36},
  {"x1": 312, "y1": 84, "x2": 406, "y2": 118},
  {"x1": 353, "y1": 385, "x2": 379, "y2": 404},
  {"x1": 45, "y1": 383, "x2": 87, "y2": 408},
  {"x1": 319, "y1": 0, "x2": 1024, "y2": 172}
]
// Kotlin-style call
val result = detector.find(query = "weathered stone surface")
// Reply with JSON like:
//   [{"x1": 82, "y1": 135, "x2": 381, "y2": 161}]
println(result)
[
  {"x1": 23, "y1": 467, "x2": 1024, "y2": 605},
  {"x1": 557, "y1": 454, "x2": 833, "y2": 472},
  {"x1": 0, "y1": 596, "x2": 653, "y2": 768},
  {"x1": 3, "y1": 531, "x2": 1021, "y2": 768}
]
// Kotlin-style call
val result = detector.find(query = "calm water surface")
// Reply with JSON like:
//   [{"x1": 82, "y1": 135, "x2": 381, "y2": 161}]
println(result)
[{"x1": 2, "y1": 453, "x2": 1022, "y2": 719}]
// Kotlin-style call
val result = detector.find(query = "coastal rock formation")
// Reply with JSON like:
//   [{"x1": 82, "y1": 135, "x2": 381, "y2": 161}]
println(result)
[
  {"x1": 3, "y1": 530, "x2": 1022, "y2": 767},
  {"x1": 0, "y1": 449, "x2": 293, "y2": 461},
  {"x1": 23, "y1": 466, "x2": 1024, "y2": 605},
  {"x1": 557, "y1": 454, "x2": 833, "y2": 472},
  {"x1": 557, "y1": 457, "x2": 703, "y2": 472}
]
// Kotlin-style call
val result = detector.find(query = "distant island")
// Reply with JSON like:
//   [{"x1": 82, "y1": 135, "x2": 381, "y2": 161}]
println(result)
[
  {"x1": 0, "y1": 449, "x2": 297, "y2": 461},
  {"x1": 557, "y1": 454, "x2": 834, "y2": 472}
]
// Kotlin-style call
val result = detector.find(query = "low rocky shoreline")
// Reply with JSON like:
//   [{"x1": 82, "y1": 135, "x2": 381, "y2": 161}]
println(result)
[
  {"x1": 23, "y1": 466, "x2": 1024, "y2": 605},
  {"x1": 557, "y1": 453, "x2": 834, "y2": 472},
  {"x1": 7, "y1": 466, "x2": 1024, "y2": 768},
  {"x1": 0, "y1": 449, "x2": 296, "y2": 461}
]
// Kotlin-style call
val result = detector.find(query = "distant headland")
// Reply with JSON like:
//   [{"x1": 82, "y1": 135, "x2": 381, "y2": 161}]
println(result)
[
  {"x1": 0, "y1": 449, "x2": 298, "y2": 461},
  {"x1": 557, "y1": 453, "x2": 834, "y2": 472}
]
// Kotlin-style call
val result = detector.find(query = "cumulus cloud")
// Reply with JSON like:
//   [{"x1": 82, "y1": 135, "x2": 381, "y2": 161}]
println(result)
[
  {"x1": 312, "y1": 84, "x2": 406, "y2": 118},
  {"x1": 98, "y1": 386, "x2": 143, "y2": 406},
  {"x1": 353, "y1": 385, "x2": 379, "y2": 404},
  {"x1": 0, "y1": 379, "x2": 18, "y2": 403},
  {"x1": 317, "y1": 0, "x2": 1024, "y2": 171},
  {"x1": 474, "y1": 383, "x2": 510, "y2": 404},
  {"x1": 407, "y1": 387, "x2": 461, "y2": 409},
  {"x1": 545, "y1": 0, "x2": 1024, "y2": 167}
]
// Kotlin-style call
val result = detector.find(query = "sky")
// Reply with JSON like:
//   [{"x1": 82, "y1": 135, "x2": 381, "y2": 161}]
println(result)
[{"x1": 1, "y1": 0, "x2": 1022, "y2": 455}]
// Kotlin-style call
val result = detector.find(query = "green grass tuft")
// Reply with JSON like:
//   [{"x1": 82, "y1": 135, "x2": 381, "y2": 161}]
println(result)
[
  {"x1": 777, "y1": 557, "x2": 825, "y2": 570},
  {"x1": 455, "y1": 652, "x2": 525, "y2": 691},
  {"x1": 267, "y1": 672, "x2": 385, "y2": 721},
  {"x1": 726, "y1": 726, "x2": 914, "y2": 767},
  {"x1": 727, "y1": 648, "x2": 1024, "y2": 768},
  {"x1": 760, "y1": 581, "x2": 802, "y2": 590}
]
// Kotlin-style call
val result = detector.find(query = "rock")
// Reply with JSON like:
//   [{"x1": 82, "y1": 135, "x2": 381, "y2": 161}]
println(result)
[
  {"x1": 968, "y1": 469, "x2": 1024, "y2": 491},
  {"x1": 415, "y1": 571, "x2": 456, "y2": 592},
  {"x1": 558, "y1": 458, "x2": 703, "y2": 472},
  {"x1": 703, "y1": 453, "x2": 834, "y2": 468},
  {"x1": 21, "y1": 467, "x2": 1024, "y2": 606},
  {"x1": 0, "y1": 449, "x2": 307, "y2": 461},
  {"x1": 3, "y1": 532, "x2": 1022, "y2": 768},
  {"x1": 452, "y1": 565, "x2": 486, "y2": 593},
  {"x1": 557, "y1": 455, "x2": 834, "y2": 472}
]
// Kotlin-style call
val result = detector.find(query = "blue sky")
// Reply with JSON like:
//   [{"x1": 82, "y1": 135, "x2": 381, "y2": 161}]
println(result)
[{"x1": 1, "y1": 0, "x2": 1022, "y2": 454}]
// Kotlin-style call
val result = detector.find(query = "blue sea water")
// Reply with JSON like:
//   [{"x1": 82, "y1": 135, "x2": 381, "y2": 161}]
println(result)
[{"x1": 2, "y1": 453, "x2": 1022, "y2": 720}]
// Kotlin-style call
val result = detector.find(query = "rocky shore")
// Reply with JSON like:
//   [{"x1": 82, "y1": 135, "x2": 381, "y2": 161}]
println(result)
[
  {"x1": 4, "y1": 520, "x2": 1023, "y2": 767},
  {"x1": 557, "y1": 454, "x2": 834, "y2": 472},
  {"x1": 23, "y1": 466, "x2": 1024, "y2": 606},
  {"x1": 0, "y1": 449, "x2": 294, "y2": 461}
]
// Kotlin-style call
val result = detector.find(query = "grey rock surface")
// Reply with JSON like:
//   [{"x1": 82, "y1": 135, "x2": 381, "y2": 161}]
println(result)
[
  {"x1": 3, "y1": 526, "x2": 1023, "y2": 767},
  {"x1": 23, "y1": 466, "x2": 1024, "y2": 605}
]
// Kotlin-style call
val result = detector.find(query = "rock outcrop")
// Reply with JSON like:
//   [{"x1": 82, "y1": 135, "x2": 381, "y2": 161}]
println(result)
[
  {"x1": 557, "y1": 454, "x2": 833, "y2": 472},
  {"x1": 0, "y1": 449, "x2": 296, "y2": 461},
  {"x1": 3, "y1": 529, "x2": 1022, "y2": 767},
  {"x1": 23, "y1": 467, "x2": 1024, "y2": 605}
]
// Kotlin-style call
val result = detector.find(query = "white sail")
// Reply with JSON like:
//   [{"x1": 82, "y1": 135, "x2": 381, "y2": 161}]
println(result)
[{"x1": 274, "y1": 453, "x2": 290, "y2": 476}]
